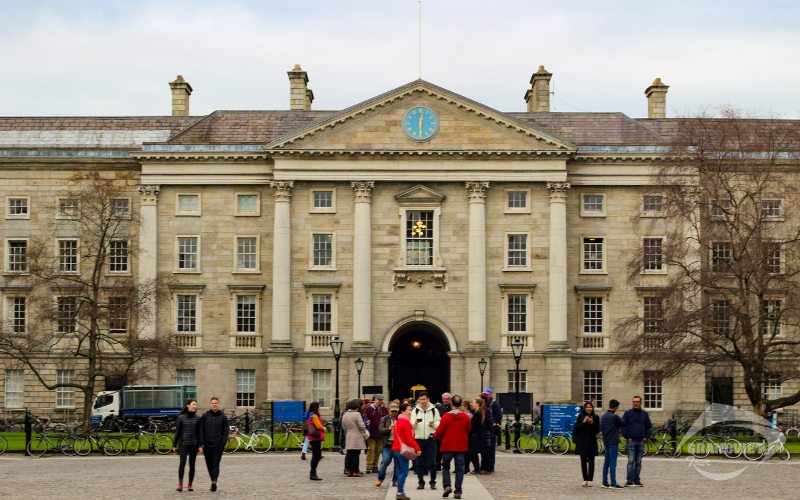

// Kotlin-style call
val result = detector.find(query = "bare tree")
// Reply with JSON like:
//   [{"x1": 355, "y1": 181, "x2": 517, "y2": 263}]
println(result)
[
  {"x1": 0, "y1": 172, "x2": 183, "y2": 428},
  {"x1": 617, "y1": 110, "x2": 800, "y2": 417}
]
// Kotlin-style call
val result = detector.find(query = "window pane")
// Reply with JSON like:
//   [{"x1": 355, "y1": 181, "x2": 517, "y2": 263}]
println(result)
[
  {"x1": 236, "y1": 369, "x2": 256, "y2": 407},
  {"x1": 762, "y1": 200, "x2": 782, "y2": 219},
  {"x1": 643, "y1": 238, "x2": 663, "y2": 271},
  {"x1": 583, "y1": 297, "x2": 603, "y2": 334},
  {"x1": 312, "y1": 294, "x2": 332, "y2": 332},
  {"x1": 9, "y1": 297, "x2": 26, "y2": 333},
  {"x1": 176, "y1": 369, "x2": 196, "y2": 386},
  {"x1": 178, "y1": 237, "x2": 198, "y2": 270},
  {"x1": 59, "y1": 198, "x2": 78, "y2": 217},
  {"x1": 507, "y1": 370, "x2": 527, "y2": 392},
  {"x1": 313, "y1": 191, "x2": 333, "y2": 209},
  {"x1": 507, "y1": 191, "x2": 527, "y2": 209},
  {"x1": 583, "y1": 194, "x2": 604, "y2": 213},
  {"x1": 643, "y1": 371, "x2": 663, "y2": 409},
  {"x1": 237, "y1": 194, "x2": 258, "y2": 213},
  {"x1": 111, "y1": 198, "x2": 129, "y2": 217},
  {"x1": 57, "y1": 297, "x2": 77, "y2": 333},
  {"x1": 507, "y1": 294, "x2": 527, "y2": 332},
  {"x1": 643, "y1": 297, "x2": 663, "y2": 334},
  {"x1": 582, "y1": 238, "x2": 603, "y2": 270},
  {"x1": 311, "y1": 369, "x2": 331, "y2": 407},
  {"x1": 56, "y1": 369, "x2": 75, "y2": 408},
  {"x1": 58, "y1": 239, "x2": 78, "y2": 272},
  {"x1": 8, "y1": 240, "x2": 27, "y2": 272},
  {"x1": 406, "y1": 210, "x2": 434, "y2": 266},
  {"x1": 8, "y1": 198, "x2": 28, "y2": 216},
  {"x1": 177, "y1": 295, "x2": 197, "y2": 332},
  {"x1": 237, "y1": 237, "x2": 257, "y2": 270},
  {"x1": 711, "y1": 242, "x2": 732, "y2": 272},
  {"x1": 5, "y1": 369, "x2": 25, "y2": 408},
  {"x1": 178, "y1": 195, "x2": 199, "y2": 212},
  {"x1": 237, "y1": 295, "x2": 257, "y2": 333},
  {"x1": 507, "y1": 234, "x2": 527, "y2": 267},
  {"x1": 762, "y1": 299, "x2": 782, "y2": 336},
  {"x1": 643, "y1": 195, "x2": 663, "y2": 213},
  {"x1": 313, "y1": 233, "x2": 333, "y2": 267},
  {"x1": 109, "y1": 297, "x2": 128, "y2": 333},
  {"x1": 109, "y1": 240, "x2": 129, "y2": 272},
  {"x1": 583, "y1": 370, "x2": 603, "y2": 409}
]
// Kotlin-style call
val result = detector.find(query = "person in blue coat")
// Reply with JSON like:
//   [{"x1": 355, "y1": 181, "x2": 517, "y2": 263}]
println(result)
[{"x1": 621, "y1": 396, "x2": 652, "y2": 487}]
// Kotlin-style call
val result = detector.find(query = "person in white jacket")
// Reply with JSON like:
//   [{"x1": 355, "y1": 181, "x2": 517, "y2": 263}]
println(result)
[{"x1": 411, "y1": 392, "x2": 441, "y2": 490}]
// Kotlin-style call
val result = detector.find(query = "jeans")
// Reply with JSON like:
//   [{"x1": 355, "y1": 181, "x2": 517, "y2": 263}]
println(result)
[
  {"x1": 301, "y1": 436, "x2": 309, "y2": 455},
  {"x1": 415, "y1": 438, "x2": 438, "y2": 485},
  {"x1": 626, "y1": 438, "x2": 644, "y2": 483},
  {"x1": 603, "y1": 443, "x2": 619, "y2": 486},
  {"x1": 441, "y1": 452, "x2": 465, "y2": 493},
  {"x1": 203, "y1": 445, "x2": 224, "y2": 482},
  {"x1": 393, "y1": 450, "x2": 410, "y2": 493},
  {"x1": 377, "y1": 444, "x2": 399, "y2": 483}
]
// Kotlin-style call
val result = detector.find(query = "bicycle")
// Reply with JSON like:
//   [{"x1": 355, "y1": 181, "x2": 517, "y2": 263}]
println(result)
[
  {"x1": 124, "y1": 425, "x2": 172, "y2": 455},
  {"x1": 273, "y1": 421, "x2": 306, "y2": 452},
  {"x1": 224, "y1": 426, "x2": 272, "y2": 453},
  {"x1": 0, "y1": 433, "x2": 7, "y2": 455},
  {"x1": 73, "y1": 429, "x2": 125, "y2": 456},
  {"x1": 26, "y1": 427, "x2": 77, "y2": 457},
  {"x1": 743, "y1": 432, "x2": 791, "y2": 461},
  {"x1": 688, "y1": 433, "x2": 743, "y2": 459}
]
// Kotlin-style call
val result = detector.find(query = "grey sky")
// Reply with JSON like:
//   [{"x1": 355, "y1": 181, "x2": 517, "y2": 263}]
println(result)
[{"x1": 2, "y1": 0, "x2": 799, "y2": 118}]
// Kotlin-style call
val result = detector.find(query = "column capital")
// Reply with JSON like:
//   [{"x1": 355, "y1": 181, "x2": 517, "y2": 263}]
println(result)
[
  {"x1": 137, "y1": 184, "x2": 161, "y2": 205},
  {"x1": 351, "y1": 181, "x2": 375, "y2": 202},
  {"x1": 465, "y1": 181, "x2": 490, "y2": 202},
  {"x1": 270, "y1": 181, "x2": 294, "y2": 201},
  {"x1": 546, "y1": 182, "x2": 571, "y2": 201}
]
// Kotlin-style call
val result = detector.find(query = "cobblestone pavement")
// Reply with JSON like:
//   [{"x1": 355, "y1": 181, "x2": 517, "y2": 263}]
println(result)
[{"x1": 1, "y1": 450, "x2": 797, "y2": 499}]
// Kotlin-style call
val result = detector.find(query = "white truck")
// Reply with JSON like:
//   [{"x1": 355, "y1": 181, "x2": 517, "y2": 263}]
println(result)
[{"x1": 91, "y1": 385, "x2": 197, "y2": 426}]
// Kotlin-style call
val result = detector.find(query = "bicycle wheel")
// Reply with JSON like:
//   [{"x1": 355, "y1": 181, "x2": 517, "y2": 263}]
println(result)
[
  {"x1": 27, "y1": 437, "x2": 48, "y2": 457},
  {"x1": 154, "y1": 435, "x2": 172, "y2": 455},
  {"x1": 73, "y1": 437, "x2": 93, "y2": 456},
  {"x1": 776, "y1": 446, "x2": 791, "y2": 461},
  {"x1": 124, "y1": 436, "x2": 142, "y2": 455},
  {"x1": 743, "y1": 442, "x2": 764, "y2": 461},
  {"x1": 516, "y1": 434, "x2": 540, "y2": 453},
  {"x1": 0, "y1": 435, "x2": 7, "y2": 455},
  {"x1": 550, "y1": 435, "x2": 570, "y2": 455},
  {"x1": 224, "y1": 436, "x2": 240, "y2": 454},
  {"x1": 664, "y1": 439, "x2": 681, "y2": 458},
  {"x1": 688, "y1": 438, "x2": 711, "y2": 458},
  {"x1": 273, "y1": 432, "x2": 293, "y2": 453},
  {"x1": 618, "y1": 437, "x2": 627, "y2": 457},
  {"x1": 722, "y1": 438, "x2": 742, "y2": 459},
  {"x1": 250, "y1": 432, "x2": 272, "y2": 453},
  {"x1": 103, "y1": 437, "x2": 124, "y2": 456},
  {"x1": 786, "y1": 427, "x2": 800, "y2": 438}
]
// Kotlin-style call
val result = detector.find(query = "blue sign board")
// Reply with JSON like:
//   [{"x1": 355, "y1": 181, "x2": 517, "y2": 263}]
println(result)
[
  {"x1": 272, "y1": 401, "x2": 306, "y2": 423},
  {"x1": 542, "y1": 404, "x2": 581, "y2": 434}
]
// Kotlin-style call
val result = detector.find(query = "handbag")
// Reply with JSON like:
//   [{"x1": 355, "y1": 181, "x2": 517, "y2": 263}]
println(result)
[
  {"x1": 400, "y1": 441, "x2": 417, "y2": 460},
  {"x1": 306, "y1": 418, "x2": 321, "y2": 439}
]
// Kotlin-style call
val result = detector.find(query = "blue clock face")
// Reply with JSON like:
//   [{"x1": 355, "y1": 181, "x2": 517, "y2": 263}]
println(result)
[{"x1": 402, "y1": 106, "x2": 439, "y2": 141}]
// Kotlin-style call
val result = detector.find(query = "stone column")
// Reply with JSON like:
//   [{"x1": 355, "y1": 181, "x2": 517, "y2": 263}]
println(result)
[
  {"x1": 466, "y1": 182, "x2": 490, "y2": 348},
  {"x1": 546, "y1": 182, "x2": 571, "y2": 350},
  {"x1": 270, "y1": 181, "x2": 294, "y2": 348},
  {"x1": 351, "y1": 181, "x2": 374, "y2": 349},
  {"x1": 137, "y1": 185, "x2": 160, "y2": 339}
]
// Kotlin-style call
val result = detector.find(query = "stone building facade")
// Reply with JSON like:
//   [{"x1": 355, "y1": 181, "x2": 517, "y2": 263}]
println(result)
[{"x1": 0, "y1": 67, "x2": 796, "y2": 421}]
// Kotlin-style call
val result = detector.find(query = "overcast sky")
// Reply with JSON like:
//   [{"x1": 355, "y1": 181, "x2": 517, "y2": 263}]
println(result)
[{"x1": 2, "y1": 0, "x2": 799, "y2": 118}]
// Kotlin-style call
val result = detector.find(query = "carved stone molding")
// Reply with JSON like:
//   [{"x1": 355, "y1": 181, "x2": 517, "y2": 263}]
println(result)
[
  {"x1": 351, "y1": 181, "x2": 375, "y2": 202},
  {"x1": 546, "y1": 181, "x2": 571, "y2": 201},
  {"x1": 393, "y1": 268, "x2": 447, "y2": 289},
  {"x1": 137, "y1": 184, "x2": 161, "y2": 205},
  {"x1": 270, "y1": 181, "x2": 294, "y2": 201},
  {"x1": 465, "y1": 181, "x2": 490, "y2": 202}
]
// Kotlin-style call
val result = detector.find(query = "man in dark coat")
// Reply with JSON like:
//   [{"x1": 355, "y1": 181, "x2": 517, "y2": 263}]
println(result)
[
  {"x1": 199, "y1": 397, "x2": 229, "y2": 492},
  {"x1": 621, "y1": 395, "x2": 652, "y2": 487}
]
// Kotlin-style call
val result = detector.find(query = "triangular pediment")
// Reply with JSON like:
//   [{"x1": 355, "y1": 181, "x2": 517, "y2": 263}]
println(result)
[
  {"x1": 266, "y1": 80, "x2": 576, "y2": 156},
  {"x1": 394, "y1": 184, "x2": 446, "y2": 204}
]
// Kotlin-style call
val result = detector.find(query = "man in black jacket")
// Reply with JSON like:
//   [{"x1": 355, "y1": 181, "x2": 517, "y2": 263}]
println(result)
[{"x1": 199, "y1": 397, "x2": 229, "y2": 492}]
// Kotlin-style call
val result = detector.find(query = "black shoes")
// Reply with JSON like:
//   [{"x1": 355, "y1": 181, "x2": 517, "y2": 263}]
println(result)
[
  {"x1": 310, "y1": 475, "x2": 322, "y2": 481},
  {"x1": 442, "y1": 486, "x2": 453, "y2": 497},
  {"x1": 210, "y1": 483, "x2": 217, "y2": 492},
  {"x1": 417, "y1": 483, "x2": 425, "y2": 490},
  {"x1": 301, "y1": 452, "x2": 306, "y2": 461}
]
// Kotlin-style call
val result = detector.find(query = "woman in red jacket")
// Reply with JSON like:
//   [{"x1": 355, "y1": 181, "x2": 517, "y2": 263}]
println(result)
[
  {"x1": 307, "y1": 402, "x2": 326, "y2": 481},
  {"x1": 391, "y1": 402, "x2": 421, "y2": 500}
]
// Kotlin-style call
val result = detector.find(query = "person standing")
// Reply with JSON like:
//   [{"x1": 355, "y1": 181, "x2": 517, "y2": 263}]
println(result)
[
  {"x1": 434, "y1": 393, "x2": 452, "y2": 472},
  {"x1": 622, "y1": 395, "x2": 652, "y2": 487},
  {"x1": 300, "y1": 406, "x2": 313, "y2": 461},
  {"x1": 411, "y1": 391, "x2": 440, "y2": 490},
  {"x1": 533, "y1": 402, "x2": 542, "y2": 425},
  {"x1": 199, "y1": 397, "x2": 229, "y2": 492},
  {"x1": 467, "y1": 398, "x2": 485, "y2": 475},
  {"x1": 392, "y1": 402, "x2": 421, "y2": 500},
  {"x1": 600, "y1": 399, "x2": 624, "y2": 489},
  {"x1": 376, "y1": 403, "x2": 400, "y2": 488},
  {"x1": 364, "y1": 394, "x2": 389, "y2": 473},
  {"x1": 573, "y1": 401, "x2": 600, "y2": 487},
  {"x1": 342, "y1": 399, "x2": 369, "y2": 476},
  {"x1": 306, "y1": 401, "x2": 326, "y2": 481},
  {"x1": 173, "y1": 399, "x2": 201, "y2": 493},
  {"x1": 433, "y1": 395, "x2": 470, "y2": 499},
  {"x1": 479, "y1": 390, "x2": 499, "y2": 473}
]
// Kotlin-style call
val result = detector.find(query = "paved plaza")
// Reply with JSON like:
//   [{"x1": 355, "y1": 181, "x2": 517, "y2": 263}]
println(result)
[{"x1": 1, "y1": 450, "x2": 797, "y2": 499}]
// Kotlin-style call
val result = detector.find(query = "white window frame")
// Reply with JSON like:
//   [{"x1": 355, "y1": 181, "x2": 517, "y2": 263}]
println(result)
[
  {"x1": 175, "y1": 192, "x2": 201, "y2": 216},
  {"x1": 309, "y1": 232, "x2": 336, "y2": 270},
  {"x1": 233, "y1": 294, "x2": 259, "y2": 335},
  {"x1": 763, "y1": 373, "x2": 782, "y2": 401},
  {"x1": 400, "y1": 206, "x2": 441, "y2": 268},
  {"x1": 6, "y1": 196, "x2": 30, "y2": 220},
  {"x1": 108, "y1": 296, "x2": 129, "y2": 334},
  {"x1": 580, "y1": 236, "x2": 606, "y2": 274},
  {"x1": 235, "y1": 369, "x2": 256, "y2": 408},
  {"x1": 504, "y1": 232, "x2": 531, "y2": 271},
  {"x1": 642, "y1": 295, "x2": 664, "y2": 335},
  {"x1": 642, "y1": 236, "x2": 666, "y2": 274},
  {"x1": 507, "y1": 370, "x2": 528, "y2": 393},
  {"x1": 310, "y1": 189, "x2": 336, "y2": 214},
  {"x1": 311, "y1": 369, "x2": 332, "y2": 408},
  {"x1": 235, "y1": 192, "x2": 261, "y2": 217},
  {"x1": 176, "y1": 369, "x2": 196, "y2": 387},
  {"x1": 504, "y1": 189, "x2": 531, "y2": 214},
  {"x1": 174, "y1": 292, "x2": 202, "y2": 336},
  {"x1": 305, "y1": 285, "x2": 339, "y2": 350},
  {"x1": 762, "y1": 297, "x2": 783, "y2": 337},
  {"x1": 766, "y1": 242, "x2": 784, "y2": 275},
  {"x1": 110, "y1": 197, "x2": 131, "y2": 219},
  {"x1": 710, "y1": 198, "x2": 732, "y2": 220},
  {"x1": 175, "y1": 235, "x2": 201, "y2": 273},
  {"x1": 643, "y1": 371, "x2": 663, "y2": 410},
  {"x1": 55, "y1": 369, "x2": 75, "y2": 409},
  {"x1": 233, "y1": 235, "x2": 260, "y2": 273},
  {"x1": 583, "y1": 370, "x2": 603, "y2": 409},
  {"x1": 56, "y1": 296, "x2": 78, "y2": 334},
  {"x1": 108, "y1": 239, "x2": 130, "y2": 274},
  {"x1": 641, "y1": 194, "x2": 665, "y2": 217},
  {"x1": 4, "y1": 369, "x2": 24, "y2": 408},
  {"x1": 580, "y1": 193, "x2": 606, "y2": 217},
  {"x1": 56, "y1": 197, "x2": 80, "y2": 220},
  {"x1": 579, "y1": 294, "x2": 608, "y2": 337},
  {"x1": 56, "y1": 238, "x2": 80, "y2": 274},
  {"x1": 761, "y1": 199, "x2": 783, "y2": 221},
  {"x1": 5, "y1": 295, "x2": 27, "y2": 334},
  {"x1": 5, "y1": 238, "x2": 29, "y2": 273},
  {"x1": 500, "y1": 284, "x2": 535, "y2": 350},
  {"x1": 710, "y1": 241, "x2": 732, "y2": 273}
]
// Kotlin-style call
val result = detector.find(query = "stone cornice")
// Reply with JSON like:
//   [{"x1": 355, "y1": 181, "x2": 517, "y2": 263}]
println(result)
[
  {"x1": 267, "y1": 149, "x2": 573, "y2": 158},
  {"x1": 132, "y1": 151, "x2": 267, "y2": 161}
]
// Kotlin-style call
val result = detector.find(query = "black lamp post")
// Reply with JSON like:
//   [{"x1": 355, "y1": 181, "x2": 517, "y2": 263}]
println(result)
[
  {"x1": 478, "y1": 357, "x2": 488, "y2": 394},
  {"x1": 355, "y1": 357, "x2": 364, "y2": 399},
  {"x1": 330, "y1": 336, "x2": 344, "y2": 452},
  {"x1": 511, "y1": 337, "x2": 524, "y2": 454}
]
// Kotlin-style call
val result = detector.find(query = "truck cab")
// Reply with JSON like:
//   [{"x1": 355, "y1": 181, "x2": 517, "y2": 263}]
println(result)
[{"x1": 92, "y1": 390, "x2": 120, "y2": 424}]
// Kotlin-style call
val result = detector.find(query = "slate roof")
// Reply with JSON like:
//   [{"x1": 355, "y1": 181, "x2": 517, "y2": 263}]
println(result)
[
  {"x1": 508, "y1": 112, "x2": 667, "y2": 146},
  {"x1": 165, "y1": 110, "x2": 333, "y2": 144}
]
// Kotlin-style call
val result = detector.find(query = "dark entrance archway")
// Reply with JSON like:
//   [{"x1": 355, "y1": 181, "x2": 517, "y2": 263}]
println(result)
[{"x1": 388, "y1": 322, "x2": 450, "y2": 402}]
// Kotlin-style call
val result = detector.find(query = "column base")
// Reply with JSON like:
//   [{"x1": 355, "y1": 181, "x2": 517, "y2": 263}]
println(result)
[
  {"x1": 350, "y1": 341, "x2": 375, "y2": 352},
  {"x1": 463, "y1": 341, "x2": 489, "y2": 353},
  {"x1": 545, "y1": 341, "x2": 571, "y2": 352},
  {"x1": 268, "y1": 341, "x2": 295, "y2": 353}
]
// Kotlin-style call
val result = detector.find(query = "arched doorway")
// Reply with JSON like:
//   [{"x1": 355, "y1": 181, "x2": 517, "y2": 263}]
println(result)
[{"x1": 388, "y1": 322, "x2": 450, "y2": 401}]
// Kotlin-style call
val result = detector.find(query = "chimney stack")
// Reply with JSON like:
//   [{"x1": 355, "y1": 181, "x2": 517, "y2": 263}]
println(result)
[
  {"x1": 169, "y1": 75, "x2": 193, "y2": 116},
  {"x1": 645, "y1": 78, "x2": 669, "y2": 118},
  {"x1": 288, "y1": 64, "x2": 314, "y2": 111},
  {"x1": 524, "y1": 65, "x2": 552, "y2": 112}
]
